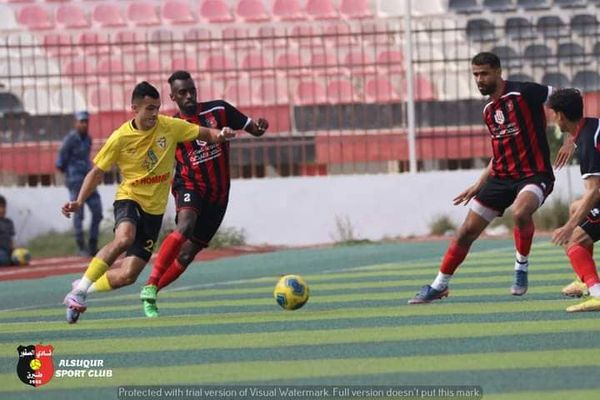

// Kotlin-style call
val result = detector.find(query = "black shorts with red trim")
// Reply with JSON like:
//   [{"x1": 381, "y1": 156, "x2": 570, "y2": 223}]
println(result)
[
  {"x1": 173, "y1": 188, "x2": 228, "y2": 247},
  {"x1": 475, "y1": 174, "x2": 554, "y2": 216},
  {"x1": 580, "y1": 203, "x2": 600, "y2": 242}
]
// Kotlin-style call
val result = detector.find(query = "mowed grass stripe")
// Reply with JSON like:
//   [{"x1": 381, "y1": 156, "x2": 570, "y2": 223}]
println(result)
[
  {"x1": 1, "y1": 319, "x2": 598, "y2": 358},
  {"x1": 0, "y1": 299, "x2": 577, "y2": 335},
  {"x1": 1, "y1": 349, "x2": 599, "y2": 391},
  {"x1": 0, "y1": 283, "x2": 577, "y2": 321}
]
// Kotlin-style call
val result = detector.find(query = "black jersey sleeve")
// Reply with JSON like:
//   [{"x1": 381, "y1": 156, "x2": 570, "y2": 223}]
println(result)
[
  {"x1": 203, "y1": 100, "x2": 250, "y2": 130},
  {"x1": 582, "y1": 120, "x2": 600, "y2": 178},
  {"x1": 521, "y1": 82, "x2": 550, "y2": 106}
]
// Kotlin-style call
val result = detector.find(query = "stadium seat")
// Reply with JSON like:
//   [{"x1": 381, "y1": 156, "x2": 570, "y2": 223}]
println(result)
[
  {"x1": 241, "y1": 53, "x2": 274, "y2": 77},
  {"x1": 490, "y1": 45, "x2": 522, "y2": 68},
  {"x1": 257, "y1": 25, "x2": 287, "y2": 48},
  {"x1": 483, "y1": 0, "x2": 517, "y2": 12},
  {"x1": 272, "y1": 0, "x2": 304, "y2": 21},
  {"x1": 439, "y1": 74, "x2": 474, "y2": 100},
  {"x1": 258, "y1": 79, "x2": 290, "y2": 105},
  {"x1": 204, "y1": 54, "x2": 236, "y2": 78},
  {"x1": 78, "y1": 32, "x2": 110, "y2": 55},
  {"x1": 149, "y1": 29, "x2": 184, "y2": 52},
  {"x1": 63, "y1": 59, "x2": 96, "y2": 84},
  {"x1": 537, "y1": 15, "x2": 568, "y2": 38},
  {"x1": 184, "y1": 28, "x2": 217, "y2": 50},
  {"x1": 327, "y1": 79, "x2": 358, "y2": 104},
  {"x1": 127, "y1": 2, "x2": 160, "y2": 26},
  {"x1": 56, "y1": 4, "x2": 89, "y2": 29},
  {"x1": 171, "y1": 56, "x2": 198, "y2": 73},
  {"x1": 275, "y1": 51, "x2": 306, "y2": 76},
  {"x1": 541, "y1": 72, "x2": 570, "y2": 88},
  {"x1": 43, "y1": 33, "x2": 77, "y2": 57},
  {"x1": 573, "y1": 71, "x2": 600, "y2": 92},
  {"x1": 505, "y1": 17, "x2": 536, "y2": 40},
  {"x1": 594, "y1": 42, "x2": 600, "y2": 60},
  {"x1": 22, "y1": 87, "x2": 56, "y2": 115},
  {"x1": 323, "y1": 22, "x2": 354, "y2": 47},
  {"x1": 448, "y1": 0, "x2": 482, "y2": 14},
  {"x1": 570, "y1": 14, "x2": 599, "y2": 37},
  {"x1": 524, "y1": 44, "x2": 556, "y2": 67},
  {"x1": 339, "y1": 0, "x2": 372, "y2": 19},
  {"x1": 295, "y1": 80, "x2": 327, "y2": 104},
  {"x1": 376, "y1": 50, "x2": 404, "y2": 73},
  {"x1": 222, "y1": 27, "x2": 256, "y2": 50},
  {"x1": 224, "y1": 81, "x2": 254, "y2": 106},
  {"x1": 88, "y1": 87, "x2": 126, "y2": 112},
  {"x1": 199, "y1": 0, "x2": 233, "y2": 23},
  {"x1": 17, "y1": 4, "x2": 54, "y2": 30},
  {"x1": 236, "y1": 0, "x2": 270, "y2": 22},
  {"x1": 0, "y1": 5, "x2": 18, "y2": 31},
  {"x1": 365, "y1": 77, "x2": 400, "y2": 103},
  {"x1": 113, "y1": 31, "x2": 148, "y2": 54},
  {"x1": 466, "y1": 19, "x2": 496, "y2": 42},
  {"x1": 195, "y1": 80, "x2": 225, "y2": 101},
  {"x1": 92, "y1": 3, "x2": 125, "y2": 27},
  {"x1": 290, "y1": 25, "x2": 323, "y2": 48},
  {"x1": 555, "y1": 0, "x2": 586, "y2": 8},
  {"x1": 310, "y1": 53, "x2": 340, "y2": 76},
  {"x1": 507, "y1": 73, "x2": 533, "y2": 83},
  {"x1": 404, "y1": 74, "x2": 437, "y2": 101},
  {"x1": 97, "y1": 57, "x2": 128, "y2": 82},
  {"x1": 517, "y1": 0, "x2": 551, "y2": 10},
  {"x1": 161, "y1": 0, "x2": 196, "y2": 24},
  {"x1": 557, "y1": 42, "x2": 588, "y2": 65},
  {"x1": 134, "y1": 57, "x2": 163, "y2": 80},
  {"x1": 344, "y1": 51, "x2": 375, "y2": 76},
  {"x1": 361, "y1": 21, "x2": 394, "y2": 46},
  {"x1": 305, "y1": 0, "x2": 338, "y2": 20}
]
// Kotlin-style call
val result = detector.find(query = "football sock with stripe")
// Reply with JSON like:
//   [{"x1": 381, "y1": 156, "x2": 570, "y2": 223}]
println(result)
[
  {"x1": 147, "y1": 231, "x2": 186, "y2": 286},
  {"x1": 158, "y1": 259, "x2": 187, "y2": 290}
]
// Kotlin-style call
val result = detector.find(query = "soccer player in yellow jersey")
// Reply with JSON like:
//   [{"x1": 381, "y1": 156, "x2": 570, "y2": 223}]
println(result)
[{"x1": 61, "y1": 82, "x2": 235, "y2": 324}]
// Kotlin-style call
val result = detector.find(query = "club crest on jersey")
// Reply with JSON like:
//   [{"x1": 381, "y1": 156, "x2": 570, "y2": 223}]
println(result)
[
  {"x1": 17, "y1": 344, "x2": 54, "y2": 387},
  {"x1": 156, "y1": 136, "x2": 166, "y2": 149},
  {"x1": 494, "y1": 109, "x2": 505, "y2": 125},
  {"x1": 204, "y1": 114, "x2": 218, "y2": 128}
]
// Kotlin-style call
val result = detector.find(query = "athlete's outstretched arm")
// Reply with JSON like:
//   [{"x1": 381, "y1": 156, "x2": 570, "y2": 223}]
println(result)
[
  {"x1": 245, "y1": 118, "x2": 269, "y2": 137},
  {"x1": 453, "y1": 158, "x2": 493, "y2": 206},
  {"x1": 197, "y1": 126, "x2": 236, "y2": 143},
  {"x1": 62, "y1": 166, "x2": 104, "y2": 217}
]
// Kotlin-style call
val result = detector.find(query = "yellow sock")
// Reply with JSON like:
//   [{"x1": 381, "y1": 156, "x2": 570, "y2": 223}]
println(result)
[
  {"x1": 83, "y1": 257, "x2": 109, "y2": 282},
  {"x1": 91, "y1": 273, "x2": 112, "y2": 292}
]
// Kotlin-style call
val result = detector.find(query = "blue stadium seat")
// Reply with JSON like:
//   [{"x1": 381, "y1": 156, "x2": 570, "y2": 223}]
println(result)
[
  {"x1": 557, "y1": 42, "x2": 588, "y2": 65},
  {"x1": 571, "y1": 14, "x2": 599, "y2": 37},
  {"x1": 524, "y1": 44, "x2": 556, "y2": 67},
  {"x1": 490, "y1": 45, "x2": 522, "y2": 68},
  {"x1": 505, "y1": 17, "x2": 536, "y2": 40},
  {"x1": 541, "y1": 72, "x2": 570, "y2": 88},
  {"x1": 517, "y1": 0, "x2": 551, "y2": 10},
  {"x1": 449, "y1": 0, "x2": 482, "y2": 14},
  {"x1": 537, "y1": 15, "x2": 568, "y2": 38},
  {"x1": 483, "y1": 0, "x2": 516, "y2": 12},
  {"x1": 593, "y1": 42, "x2": 600, "y2": 59},
  {"x1": 573, "y1": 71, "x2": 600, "y2": 92},
  {"x1": 466, "y1": 18, "x2": 496, "y2": 42}
]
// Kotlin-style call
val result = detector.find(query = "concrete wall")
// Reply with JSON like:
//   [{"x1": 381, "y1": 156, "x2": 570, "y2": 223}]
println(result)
[{"x1": 0, "y1": 166, "x2": 583, "y2": 246}]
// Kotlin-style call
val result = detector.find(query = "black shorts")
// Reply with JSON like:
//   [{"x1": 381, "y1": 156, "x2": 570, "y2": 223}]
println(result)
[
  {"x1": 474, "y1": 174, "x2": 554, "y2": 216},
  {"x1": 580, "y1": 202, "x2": 600, "y2": 242},
  {"x1": 173, "y1": 188, "x2": 228, "y2": 247},
  {"x1": 113, "y1": 200, "x2": 163, "y2": 261}
]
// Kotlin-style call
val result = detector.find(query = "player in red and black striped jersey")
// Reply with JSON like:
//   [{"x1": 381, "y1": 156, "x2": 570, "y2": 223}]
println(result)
[
  {"x1": 140, "y1": 71, "x2": 268, "y2": 317},
  {"x1": 409, "y1": 52, "x2": 574, "y2": 304},
  {"x1": 549, "y1": 88, "x2": 600, "y2": 312}
]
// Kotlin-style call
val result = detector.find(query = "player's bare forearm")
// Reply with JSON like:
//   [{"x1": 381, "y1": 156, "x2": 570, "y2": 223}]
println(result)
[
  {"x1": 554, "y1": 134, "x2": 575, "y2": 170},
  {"x1": 566, "y1": 178, "x2": 600, "y2": 229},
  {"x1": 197, "y1": 126, "x2": 235, "y2": 143},
  {"x1": 77, "y1": 167, "x2": 104, "y2": 204}
]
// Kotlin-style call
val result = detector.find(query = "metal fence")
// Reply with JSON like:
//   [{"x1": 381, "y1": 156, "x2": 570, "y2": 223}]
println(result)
[{"x1": 1, "y1": 13, "x2": 600, "y2": 185}]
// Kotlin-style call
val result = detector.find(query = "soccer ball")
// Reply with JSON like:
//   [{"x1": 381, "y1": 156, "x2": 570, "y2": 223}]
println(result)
[
  {"x1": 273, "y1": 274, "x2": 309, "y2": 310},
  {"x1": 11, "y1": 248, "x2": 31, "y2": 266}
]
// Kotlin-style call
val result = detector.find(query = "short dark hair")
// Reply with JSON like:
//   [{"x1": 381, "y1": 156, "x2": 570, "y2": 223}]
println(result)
[
  {"x1": 131, "y1": 81, "x2": 159, "y2": 103},
  {"x1": 548, "y1": 88, "x2": 583, "y2": 122},
  {"x1": 0, "y1": 195, "x2": 5, "y2": 207},
  {"x1": 471, "y1": 52, "x2": 501, "y2": 69},
  {"x1": 168, "y1": 70, "x2": 192, "y2": 85}
]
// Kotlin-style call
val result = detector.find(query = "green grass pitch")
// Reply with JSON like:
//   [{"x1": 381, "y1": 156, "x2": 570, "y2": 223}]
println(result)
[{"x1": 1, "y1": 239, "x2": 599, "y2": 399}]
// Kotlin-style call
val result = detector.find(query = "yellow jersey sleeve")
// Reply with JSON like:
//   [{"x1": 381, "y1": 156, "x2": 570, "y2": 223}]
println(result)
[
  {"x1": 168, "y1": 117, "x2": 200, "y2": 143},
  {"x1": 93, "y1": 131, "x2": 121, "y2": 172}
]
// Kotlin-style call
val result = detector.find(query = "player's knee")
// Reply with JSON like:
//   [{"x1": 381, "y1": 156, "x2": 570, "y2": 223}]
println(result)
[
  {"x1": 512, "y1": 208, "x2": 532, "y2": 226},
  {"x1": 111, "y1": 236, "x2": 134, "y2": 253}
]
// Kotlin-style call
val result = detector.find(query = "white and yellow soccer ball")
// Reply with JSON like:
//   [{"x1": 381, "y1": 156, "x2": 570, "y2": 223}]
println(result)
[
  {"x1": 273, "y1": 274, "x2": 309, "y2": 310},
  {"x1": 11, "y1": 248, "x2": 31, "y2": 266}
]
